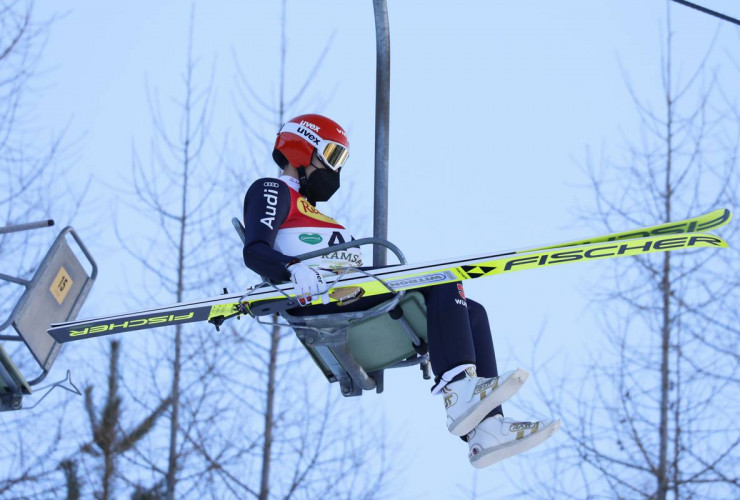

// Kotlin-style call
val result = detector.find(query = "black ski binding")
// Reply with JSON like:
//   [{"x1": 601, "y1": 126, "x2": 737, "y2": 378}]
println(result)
[{"x1": 208, "y1": 315, "x2": 226, "y2": 332}]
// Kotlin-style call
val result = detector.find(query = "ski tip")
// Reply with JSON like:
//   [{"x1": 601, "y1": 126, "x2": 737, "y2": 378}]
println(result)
[
  {"x1": 700, "y1": 208, "x2": 732, "y2": 231},
  {"x1": 681, "y1": 233, "x2": 729, "y2": 249},
  {"x1": 47, "y1": 327, "x2": 72, "y2": 344}
]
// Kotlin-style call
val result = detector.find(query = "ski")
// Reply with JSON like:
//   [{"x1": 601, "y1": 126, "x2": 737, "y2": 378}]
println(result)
[
  {"x1": 518, "y1": 208, "x2": 730, "y2": 251},
  {"x1": 47, "y1": 214, "x2": 730, "y2": 344}
]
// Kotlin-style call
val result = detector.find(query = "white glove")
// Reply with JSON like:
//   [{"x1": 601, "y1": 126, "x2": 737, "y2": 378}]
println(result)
[{"x1": 288, "y1": 262, "x2": 330, "y2": 304}]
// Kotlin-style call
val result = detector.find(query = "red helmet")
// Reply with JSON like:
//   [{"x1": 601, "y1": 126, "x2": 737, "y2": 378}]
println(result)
[{"x1": 272, "y1": 114, "x2": 350, "y2": 171}]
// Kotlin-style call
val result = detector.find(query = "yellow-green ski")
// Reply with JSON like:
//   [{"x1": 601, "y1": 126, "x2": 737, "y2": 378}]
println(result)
[{"x1": 48, "y1": 209, "x2": 731, "y2": 343}]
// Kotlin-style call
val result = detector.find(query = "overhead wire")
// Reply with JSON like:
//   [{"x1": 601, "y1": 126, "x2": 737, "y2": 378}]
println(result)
[{"x1": 670, "y1": 0, "x2": 740, "y2": 26}]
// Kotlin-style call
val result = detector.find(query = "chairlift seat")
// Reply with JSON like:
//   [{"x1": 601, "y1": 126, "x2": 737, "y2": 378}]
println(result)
[
  {"x1": 233, "y1": 217, "x2": 430, "y2": 397},
  {"x1": 281, "y1": 290, "x2": 428, "y2": 396},
  {"x1": 0, "y1": 226, "x2": 97, "y2": 388}
]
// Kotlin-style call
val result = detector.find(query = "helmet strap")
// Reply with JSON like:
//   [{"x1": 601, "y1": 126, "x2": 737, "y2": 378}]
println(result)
[{"x1": 297, "y1": 166, "x2": 309, "y2": 198}]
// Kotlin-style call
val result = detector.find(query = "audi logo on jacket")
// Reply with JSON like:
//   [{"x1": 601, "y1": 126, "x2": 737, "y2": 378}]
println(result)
[{"x1": 242, "y1": 175, "x2": 362, "y2": 282}]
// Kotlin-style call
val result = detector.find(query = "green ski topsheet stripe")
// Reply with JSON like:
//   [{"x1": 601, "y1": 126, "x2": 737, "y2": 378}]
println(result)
[{"x1": 48, "y1": 230, "x2": 729, "y2": 342}]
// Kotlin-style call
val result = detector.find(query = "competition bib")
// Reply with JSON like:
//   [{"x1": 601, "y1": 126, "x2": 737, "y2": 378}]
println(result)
[{"x1": 274, "y1": 183, "x2": 363, "y2": 271}]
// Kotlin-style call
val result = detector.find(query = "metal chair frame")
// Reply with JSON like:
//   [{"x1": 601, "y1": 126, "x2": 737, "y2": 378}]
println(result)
[{"x1": 232, "y1": 218, "x2": 430, "y2": 397}]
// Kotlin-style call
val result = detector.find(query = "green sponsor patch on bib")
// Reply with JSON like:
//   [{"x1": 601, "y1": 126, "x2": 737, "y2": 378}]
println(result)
[{"x1": 299, "y1": 233, "x2": 323, "y2": 245}]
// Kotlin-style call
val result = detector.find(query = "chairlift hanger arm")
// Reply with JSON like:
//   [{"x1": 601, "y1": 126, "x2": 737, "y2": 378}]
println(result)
[
  {"x1": 0, "y1": 272, "x2": 31, "y2": 287},
  {"x1": 0, "y1": 220, "x2": 54, "y2": 235}
]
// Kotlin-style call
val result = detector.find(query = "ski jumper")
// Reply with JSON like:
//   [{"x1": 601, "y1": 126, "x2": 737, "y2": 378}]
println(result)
[{"x1": 242, "y1": 176, "x2": 501, "y2": 391}]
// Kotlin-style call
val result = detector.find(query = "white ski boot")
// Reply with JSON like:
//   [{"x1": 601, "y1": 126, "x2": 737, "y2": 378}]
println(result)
[
  {"x1": 443, "y1": 367, "x2": 529, "y2": 437},
  {"x1": 467, "y1": 414, "x2": 561, "y2": 469}
]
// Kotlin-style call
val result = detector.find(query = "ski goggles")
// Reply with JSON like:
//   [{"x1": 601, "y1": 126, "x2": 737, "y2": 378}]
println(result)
[
  {"x1": 318, "y1": 141, "x2": 349, "y2": 172},
  {"x1": 280, "y1": 121, "x2": 350, "y2": 171}
]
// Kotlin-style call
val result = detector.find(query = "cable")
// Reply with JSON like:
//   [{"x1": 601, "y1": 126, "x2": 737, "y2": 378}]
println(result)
[{"x1": 671, "y1": 0, "x2": 740, "y2": 26}]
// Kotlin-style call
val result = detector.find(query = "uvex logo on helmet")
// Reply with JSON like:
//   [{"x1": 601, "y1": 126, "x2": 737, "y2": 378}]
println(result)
[
  {"x1": 272, "y1": 113, "x2": 349, "y2": 170},
  {"x1": 296, "y1": 127, "x2": 321, "y2": 145},
  {"x1": 300, "y1": 120, "x2": 320, "y2": 132}
]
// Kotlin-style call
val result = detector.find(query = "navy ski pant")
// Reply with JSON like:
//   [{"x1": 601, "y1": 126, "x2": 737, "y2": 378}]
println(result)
[{"x1": 419, "y1": 283, "x2": 498, "y2": 379}]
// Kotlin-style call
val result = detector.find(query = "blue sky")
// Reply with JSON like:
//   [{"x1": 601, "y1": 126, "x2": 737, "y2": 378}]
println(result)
[{"x1": 23, "y1": 0, "x2": 740, "y2": 497}]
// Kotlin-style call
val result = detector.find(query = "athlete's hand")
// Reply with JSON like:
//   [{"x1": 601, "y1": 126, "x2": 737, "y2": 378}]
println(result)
[{"x1": 288, "y1": 263, "x2": 330, "y2": 304}]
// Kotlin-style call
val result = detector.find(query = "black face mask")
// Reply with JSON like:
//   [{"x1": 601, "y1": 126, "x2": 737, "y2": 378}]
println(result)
[{"x1": 298, "y1": 167, "x2": 340, "y2": 205}]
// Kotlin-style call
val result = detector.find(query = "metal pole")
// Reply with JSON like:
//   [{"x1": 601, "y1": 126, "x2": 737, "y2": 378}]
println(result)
[
  {"x1": 0, "y1": 220, "x2": 54, "y2": 235},
  {"x1": 0, "y1": 273, "x2": 30, "y2": 287},
  {"x1": 372, "y1": 0, "x2": 390, "y2": 267}
]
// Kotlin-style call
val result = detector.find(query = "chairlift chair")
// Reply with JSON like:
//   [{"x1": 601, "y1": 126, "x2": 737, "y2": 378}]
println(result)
[
  {"x1": 232, "y1": 218, "x2": 431, "y2": 397},
  {"x1": 0, "y1": 224, "x2": 97, "y2": 410}
]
